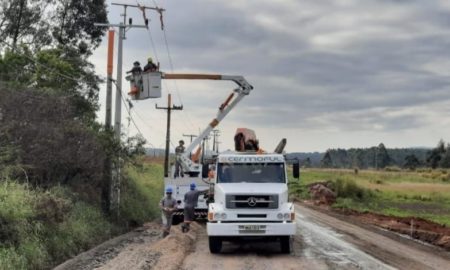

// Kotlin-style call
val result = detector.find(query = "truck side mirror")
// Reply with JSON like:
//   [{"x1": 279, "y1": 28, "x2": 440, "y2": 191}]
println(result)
[
  {"x1": 202, "y1": 164, "x2": 209, "y2": 178},
  {"x1": 293, "y1": 163, "x2": 300, "y2": 179}
]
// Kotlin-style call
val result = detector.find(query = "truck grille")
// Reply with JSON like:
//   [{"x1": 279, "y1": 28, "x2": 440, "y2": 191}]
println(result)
[{"x1": 226, "y1": 194, "x2": 278, "y2": 209}]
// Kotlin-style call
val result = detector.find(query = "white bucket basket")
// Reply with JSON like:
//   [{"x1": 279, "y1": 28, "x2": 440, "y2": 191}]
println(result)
[{"x1": 126, "y1": 72, "x2": 162, "y2": 100}]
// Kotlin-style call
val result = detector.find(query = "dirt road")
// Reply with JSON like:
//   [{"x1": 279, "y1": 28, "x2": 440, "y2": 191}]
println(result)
[{"x1": 55, "y1": 204, "x2": 450, "y2": 270}]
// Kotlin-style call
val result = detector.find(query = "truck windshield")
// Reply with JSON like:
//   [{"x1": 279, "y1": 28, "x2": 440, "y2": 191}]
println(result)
[{"x1": 217, "y1": 163, "x2": 286, "y2": 183}]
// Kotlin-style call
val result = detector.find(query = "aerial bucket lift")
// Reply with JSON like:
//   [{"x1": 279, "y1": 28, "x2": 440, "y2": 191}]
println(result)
[
  {"x1": 125, "y1": 71, "x2": 253, "y2": 222},
  {"x1": 126, "y1": 71, "x2": 162, "y2": 100}
]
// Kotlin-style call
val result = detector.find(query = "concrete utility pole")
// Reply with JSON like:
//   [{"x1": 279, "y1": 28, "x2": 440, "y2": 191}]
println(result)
[
  {"x1": 99, "y1": 30, "x2": 115, "y2": 215},
  {"x1": 156, "y1": 94, "x2": 183, "y2": 177},
  {"x1": 94, "y1": 2, "x2": 164, "y2": 216},
  {"x1": 105, "y1": 30, "x2": 115, "y2": 129}
]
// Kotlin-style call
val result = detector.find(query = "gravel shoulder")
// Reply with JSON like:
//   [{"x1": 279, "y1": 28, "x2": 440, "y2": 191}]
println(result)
[
  {"x1": 55, "y1": 205, "x2": 450, "y2": 270},
  {"x1": 54, "y1": 222, "x2": 199, "y2": 270}
]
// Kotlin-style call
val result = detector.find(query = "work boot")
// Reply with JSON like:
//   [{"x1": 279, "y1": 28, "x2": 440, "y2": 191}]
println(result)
[
  {"x1": 162, "y1": 231, "x2": 169, "y2": 238},
  {"x1": 181, "y1": 223, "x2": 187, "y2": 233}
]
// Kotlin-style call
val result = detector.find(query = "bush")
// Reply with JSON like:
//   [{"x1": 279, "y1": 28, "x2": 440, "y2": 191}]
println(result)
[
  {"x1": 0, "y1": 180, "x2": 117, "y2": 269},
  {"x1": 334, "y1": 178, "x2": 373, "y2": 201},
  {"x1": 0, "y1": 162, "x2": 163, "y2": 269},
  {"x1": 384, "y1": 166, "x2": 401, "y2": 172}
]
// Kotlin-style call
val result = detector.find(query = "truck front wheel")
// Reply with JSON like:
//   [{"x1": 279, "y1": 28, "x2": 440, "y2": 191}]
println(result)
[
  {"x1": 280, "y1": 236, "x2": 291, "y2": 254},
  {"x1": 209, "y1": 236, "x2": 222, "y2": 253}
]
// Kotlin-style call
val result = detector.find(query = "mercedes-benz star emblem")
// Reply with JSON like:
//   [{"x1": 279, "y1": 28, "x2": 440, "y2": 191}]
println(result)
[{"x1": 247, "y1": 197, "x2": 257, "y2": 207}]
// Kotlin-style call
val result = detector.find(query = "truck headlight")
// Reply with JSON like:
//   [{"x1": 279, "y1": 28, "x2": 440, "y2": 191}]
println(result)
[
  {"x1": 214, "y1": 213, "x2": 221, "y2": 220},
  {"x1": 220, "y1": 213, "x2": 227, "y2": 219},
  {"x1": 277, "y1": 213, "x2": 283, "y2": 219},
  {"x1": 283, "y1": 213, "x2": 290, "y2": 220}
]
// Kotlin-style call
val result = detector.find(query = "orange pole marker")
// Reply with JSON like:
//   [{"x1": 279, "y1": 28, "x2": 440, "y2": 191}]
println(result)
[{"x1": 107, "y1": 30, "x2": 115, "y2": 75}]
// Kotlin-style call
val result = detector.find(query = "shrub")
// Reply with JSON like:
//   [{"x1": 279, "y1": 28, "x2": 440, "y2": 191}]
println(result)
[
  {"x1": 334, "y1": 178, "x2": 373, "y2": 201},
  {"x1": 384, "y1": 166, "x2": 401, "y2": 172},
  {"x1": 0, "y1": 180, "x2": 117, "y2": 269}
]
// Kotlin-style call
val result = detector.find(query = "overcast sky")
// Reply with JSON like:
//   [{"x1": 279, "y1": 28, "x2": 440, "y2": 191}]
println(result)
[{"x1": 91, "y1": 0, "x2": 450, "y2": 152}]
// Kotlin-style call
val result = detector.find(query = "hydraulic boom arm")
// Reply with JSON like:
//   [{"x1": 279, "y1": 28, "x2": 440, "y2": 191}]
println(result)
[{"x1": 161, "y1": 73, "x2": 253, "y2": 175}]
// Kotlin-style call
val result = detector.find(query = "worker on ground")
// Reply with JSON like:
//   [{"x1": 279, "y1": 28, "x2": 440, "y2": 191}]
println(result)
[
  {"x1": 174, "y1": 140, "x2": 185, "y2": 178},
  {"x1": 208, "y1": 165, "x2": 215, "y2": 181},
  {"x1": 126, "y1": 61, "x2": 142, "y2": 75},
  {"x1": 159, "y1": 187, "x2": 177, "y2": 237},
  {"x1": 181, "y1": 183, "x2": 208, "y2": 233},
  {"x1": 143, "y1": 57, "x2": 158, "y2": 72}
]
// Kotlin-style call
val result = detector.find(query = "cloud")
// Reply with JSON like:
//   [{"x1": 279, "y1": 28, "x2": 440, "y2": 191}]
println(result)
[{"x1": 91, "y1": 0, "x2": 450, "y2": 151}]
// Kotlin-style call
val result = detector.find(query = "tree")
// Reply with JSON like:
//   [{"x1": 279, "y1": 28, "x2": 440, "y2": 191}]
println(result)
[
  {"x1": 303, "y1": 157, "x2": 312, "y2": 168},
  {"x1": 439, "y1": 144, "x2": 450, "y2": 168},
  {"x1": 352, "y1": 149, "x2": 365, "y2": 169},
  {"x1": 426, "y1": 139, "x2": 445, "y2": 169},
  {"x1": 0, "y1": 0, "x2": 46, "y2": 47},
  {"x1": 321, "y1": 150, "x2": 332, "y2": 168},
  {"x1": 404, "y1": 154, "x2": 420, "y2": 170},
  {"x1": 0, "y1": 0, "x2": 108, "y2": 56},
  {"x1": 376, "y1": 143, "x2": 391, "y2": 169},
  {"x1": 50, "y1": 0, "x2": 108, "y2": 56},
  {"x1": 0, "y1": 46, "x2": 102, "y2": 123},
  {"x1": 0, "y1": 85, "x2": 106, "y2": 186}
]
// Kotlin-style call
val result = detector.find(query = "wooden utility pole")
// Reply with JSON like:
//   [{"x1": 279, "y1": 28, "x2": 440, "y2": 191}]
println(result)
[
  {"x1": 183, "y1": 134, "x2": 197, "y2": 158},
  {"x1": 201, "y1": 135, "x2": 211, "y2": 164},
  {"x1": 212, "y1": 129, "x2": 220, "y2": 152},
  {"x1": 156, "y1": 94, "x2": 183, "y2": 177}
]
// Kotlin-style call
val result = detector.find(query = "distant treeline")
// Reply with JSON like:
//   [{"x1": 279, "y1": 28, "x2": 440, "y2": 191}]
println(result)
[{"x1": 287, "y1": 140, "x2": 450, "y2": 169}]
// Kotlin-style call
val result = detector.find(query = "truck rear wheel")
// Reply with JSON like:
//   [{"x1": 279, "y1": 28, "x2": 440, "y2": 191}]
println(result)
[
  {"x1": 209, "y1": 236, "x2": 222, "y2": 253},
  {"x1": 280, "y1": 236, "x2": 291, "y2": 254}
]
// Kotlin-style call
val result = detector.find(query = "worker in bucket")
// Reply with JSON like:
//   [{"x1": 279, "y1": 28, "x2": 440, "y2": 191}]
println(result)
[
  {"x1": 174, "y1": 140, "x2": 185, "y2": 178},
  {"x1": 159, "y1": 187, "x2": 177, "y2": 237},
  {"x1": 126, "y1": 61, "x2": 142, "y2": 75},
  {"x1": 143, "y1": 56, "x2": 158, "y2": 72},
  {"x1": 181, "y1": 183, "x2": 208, "y2": 233},
  {"x1": 126, "y1": 61, "x2": 143, "y2": 95}
]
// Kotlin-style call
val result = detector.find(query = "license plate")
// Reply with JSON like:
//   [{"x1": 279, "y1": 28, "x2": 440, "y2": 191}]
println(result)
[{"x1": 242, "y1": 225, "x2": 261, "y2": 230}]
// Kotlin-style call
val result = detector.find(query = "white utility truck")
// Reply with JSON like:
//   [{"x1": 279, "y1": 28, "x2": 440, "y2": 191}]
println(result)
[
  {"x1": 204, "y1": 135, "x2": 299, "y2": 254},
  {"x1": 127, "y1": 72, "x2": 299, "y2": 252}
]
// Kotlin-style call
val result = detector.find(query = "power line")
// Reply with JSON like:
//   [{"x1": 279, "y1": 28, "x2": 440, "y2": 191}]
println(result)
[
  {"x1": 156, "y1": 93, "x2": 183, "y2": 177},
  {"x1": 111, "y1": 80, "x2": 146, "y2": 139},
  {"x1": 146, "y1": 0, "x2": 200, "y2": 132},
  {"x1": 0, "y1": 39, "x2": 91, "y2": 88}
]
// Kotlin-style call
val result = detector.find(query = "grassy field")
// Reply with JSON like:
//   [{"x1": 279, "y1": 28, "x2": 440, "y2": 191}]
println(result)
[{"x1": 289, "y1": 168, "x2": 450, "y2": 226}]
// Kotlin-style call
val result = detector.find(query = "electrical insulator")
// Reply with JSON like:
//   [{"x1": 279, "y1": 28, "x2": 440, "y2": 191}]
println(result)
[
  {"x1": 129, "y1": 18, "x2": 133, "y2": 25},
  {"x1": 145, "y1": 18, "x2": 149, "y2": 27}
]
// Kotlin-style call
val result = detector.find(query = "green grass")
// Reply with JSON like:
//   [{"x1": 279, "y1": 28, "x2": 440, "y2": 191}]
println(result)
[
  {"x1": 289, "y1": 168, "x2": 450, "y2": 226},
  {"x1": 0, "y1": 161, "x2": 164, "y2": 269},
  {"x1": 0, "y1": 181, "x2": 118, "y2": 269},
  {"x1": 119, "y1": 162, "x2": 164, "y2": 226}
]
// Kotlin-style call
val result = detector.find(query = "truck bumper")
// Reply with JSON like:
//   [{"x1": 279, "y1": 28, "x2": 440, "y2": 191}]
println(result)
[{"x1": 207, "y1": 222, "x2": 296, "y2": 236}]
